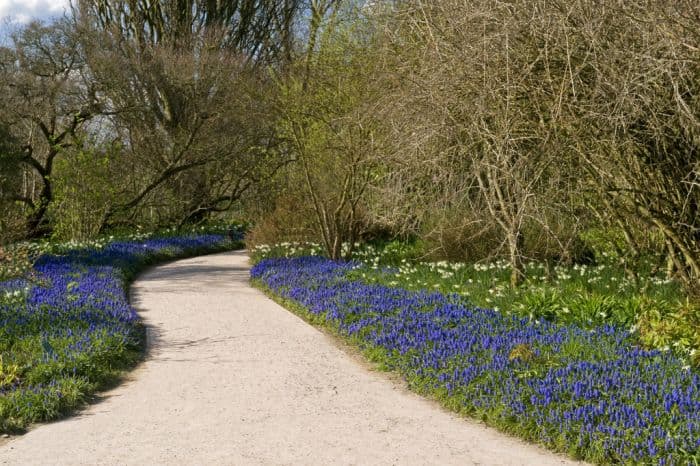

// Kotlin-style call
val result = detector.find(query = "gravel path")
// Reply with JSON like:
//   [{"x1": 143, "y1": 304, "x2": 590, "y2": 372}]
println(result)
[{"x1": 0, "y1": 251, "x2": 582, "y2": 465}]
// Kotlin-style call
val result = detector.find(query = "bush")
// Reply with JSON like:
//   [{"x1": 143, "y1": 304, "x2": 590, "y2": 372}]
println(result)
[
  {"x1": 246, "y1": 190, "x2": 318, "y2": 249},
  {"x1": 419, "y1": 208, "x2": 501, "y2": 262},
  {"x1": 636, "y1": 299, "x2": 700, "y2": 365}
]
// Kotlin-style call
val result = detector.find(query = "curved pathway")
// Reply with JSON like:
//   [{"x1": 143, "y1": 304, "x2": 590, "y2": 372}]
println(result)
[{"x1": 0, "y1": 251, "x2": 581, "y2": 465}]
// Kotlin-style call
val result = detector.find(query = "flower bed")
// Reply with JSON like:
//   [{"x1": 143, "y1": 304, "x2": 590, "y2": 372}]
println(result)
[
  {"x1": 0, "y1": 234, "x2": 238, "y2": 432},
  {"x1": 252, "y1": 256, "x2": 700, "y2": 465}
]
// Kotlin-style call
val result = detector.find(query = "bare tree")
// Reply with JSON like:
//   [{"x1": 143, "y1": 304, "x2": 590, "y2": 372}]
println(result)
[
  {"x1": 554, "y1": 0, "x2": 700, "y2": 288},
  {"x1": 376, "y1": 0, "x2": 699, "y2": 289},
  {"x1": 0, "y1": 20, "x2": 97, "y2": 237},
  {"x1": 74, "y1": 2, "x2": 295, "y2": 229},
  {"x1": 76, "y1": 0, "x2": 305, "y2": 66},
  {"x1": 375, "y1": 0, "x2": 585, "y2": 286}
]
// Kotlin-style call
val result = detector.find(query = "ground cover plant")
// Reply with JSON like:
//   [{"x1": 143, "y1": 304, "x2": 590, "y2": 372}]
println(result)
[
  {"x1": 250, "y1": 241, "x2": 698, "y2": 366},
  {"x1": 0, "y1": 231, "x2": 241, "y2": 432},
  {"x1": 251, "y1": 246, "x2": 700, "y2": 465}
]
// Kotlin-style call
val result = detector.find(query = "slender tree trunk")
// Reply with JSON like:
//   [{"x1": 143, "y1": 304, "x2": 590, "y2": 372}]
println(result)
[{"x1": 507, "y1": 228, "x2": 524, "y2": 288}]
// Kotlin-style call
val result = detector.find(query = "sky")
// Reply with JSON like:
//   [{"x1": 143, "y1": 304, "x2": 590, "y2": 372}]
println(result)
[{"x1": 0, "y1": 0, "x2": 70, "y2": 25}]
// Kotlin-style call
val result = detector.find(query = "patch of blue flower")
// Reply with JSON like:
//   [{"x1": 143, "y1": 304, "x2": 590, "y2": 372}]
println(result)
[
  {"x1": 252, "y1": 256, "x2": 700, "y2": 465},
  {"x1": 0, "y1": 234, "x2": 234, "y2": 431}
]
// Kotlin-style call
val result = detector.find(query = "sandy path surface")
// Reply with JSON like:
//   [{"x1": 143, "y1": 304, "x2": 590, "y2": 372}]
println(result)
[{"x1": 0, "y1": 251, "x2": 582, "y2": 465}]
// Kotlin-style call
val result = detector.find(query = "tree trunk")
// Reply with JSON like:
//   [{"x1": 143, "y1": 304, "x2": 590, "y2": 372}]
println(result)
[
  {"x1": 508, "y1": 229, "x2": 524, "y2": 288},
  {"x1": 25, "y1": 178, "x2": 52, "y2": 238}
]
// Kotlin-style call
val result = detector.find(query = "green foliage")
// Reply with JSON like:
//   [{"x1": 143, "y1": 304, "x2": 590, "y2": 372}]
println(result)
[
  {"x1": 0, "y1": 377, "x2": 90, "y2": 431},
  {"x1": 579, "y1": 226, "x2": 666, "y2": 269},
  {"x1": 0, "y1": 355, "x2": 20, "y2": 389},
  {"x1": 636, "y1": 300, "x2": 700, "y2": 365},
  {"x1": 50, "y1": 144, "x2": 126, "y2": 241},
  {"x1": 579, "y1": 228, "x2": 630, "y2": 263},
  {"x1": 519, "y1": 289, "x2": 565, "y2": 322},
  {"x1": 271, "y1": 5, "x2": 386, "y2": 259},
  {"x1": 356, "y1": 240, "x2": 424, "y2": 266}
]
